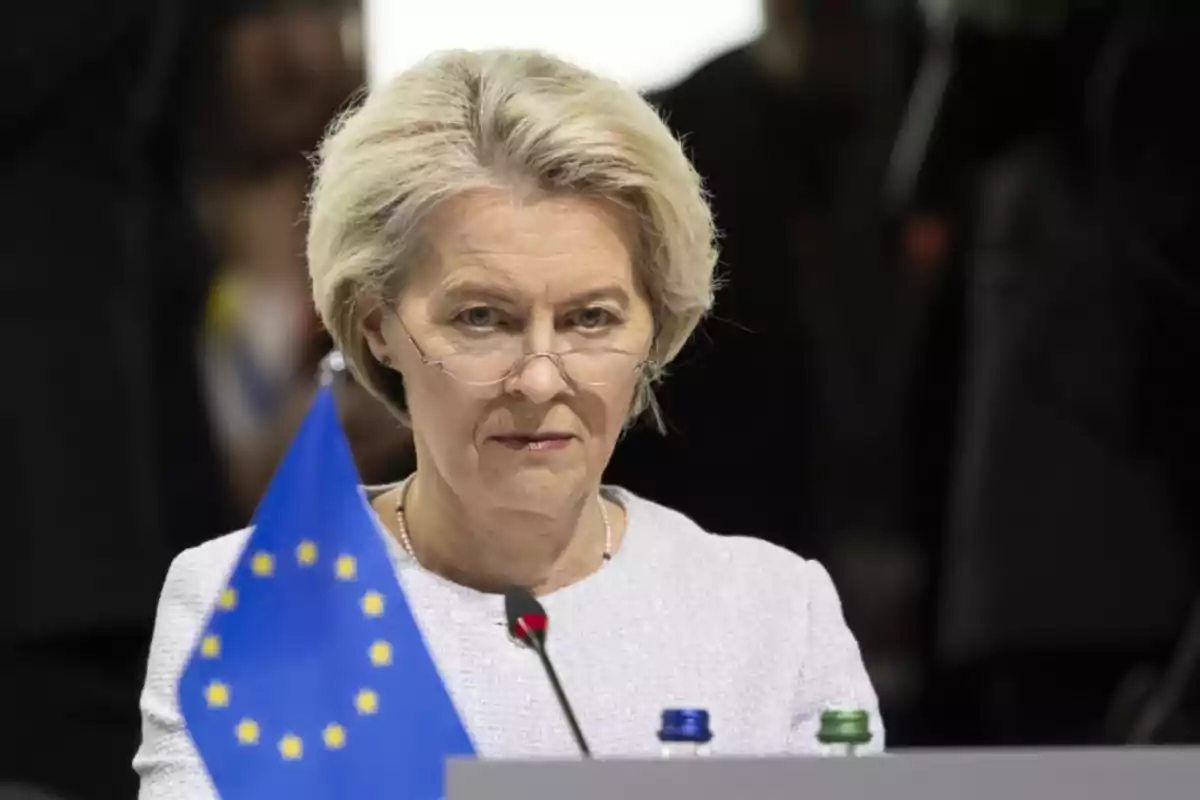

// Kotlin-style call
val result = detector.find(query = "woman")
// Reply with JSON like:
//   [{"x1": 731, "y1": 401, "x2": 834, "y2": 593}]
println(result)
[{"x1": 135, "y1": 48, "x2": 882, "y2": 794}]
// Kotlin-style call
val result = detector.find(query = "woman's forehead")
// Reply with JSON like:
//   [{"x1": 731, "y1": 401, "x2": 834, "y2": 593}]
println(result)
[{"x1": 413, "y1": 189, "x2": 640, "y2": 298}]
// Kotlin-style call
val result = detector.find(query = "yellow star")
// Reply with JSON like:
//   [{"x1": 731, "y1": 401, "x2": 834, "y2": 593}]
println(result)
[
  {"x1": 200, "y1": 634, "x2": 220, "y2": 659},
  {"x1": 368, "y1": 640, "x2": 392, "y2": 667},
  {"x1": 323, "y1": 723, "x2": 346, "y2": 750},
  {"x1": 218, "y1": 587, "x2": 237, "y2": 611},
  {"x1": 278, "y1": 733, "x2": 303, "y2": 760},
  {"x1": 235, "y1": 718, "x2": 259, "y2": 745},
  {"x1": 296, "y1": 540, "x2": 318, "y2": 566},
  {"x1": 335, "y1": 555, "x2": 357, "y2": 581},
  {"x1": 204, "y1": 680, "x2": 230, "y2": 708},
  {"x1": 354, "y1": 688, "x2": 378, "y2": 715},
  {"x1": 250, "y1": 551, "x2": 274, "y2": 577},
  {"x1": 361, "y1": 591, "x2": 385, "y2": 618}
]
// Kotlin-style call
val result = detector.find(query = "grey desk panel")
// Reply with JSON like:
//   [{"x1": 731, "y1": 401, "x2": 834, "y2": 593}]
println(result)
[{"x1": 446, "y1": 748, "x2": 1200, "y2": 800}]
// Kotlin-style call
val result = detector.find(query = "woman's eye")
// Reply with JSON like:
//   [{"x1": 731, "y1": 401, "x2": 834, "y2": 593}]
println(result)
[
  {"x1": 570, "y1": 307, "x2": 618, "y2": 330},
  {"x1": 455, "y1": 306, "x2": 503, "y2": 329}
]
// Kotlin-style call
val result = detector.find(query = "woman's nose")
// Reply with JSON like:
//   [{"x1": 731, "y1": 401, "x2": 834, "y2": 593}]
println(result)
[{"x1": 506, "y1": 352, "x2": 570, "y2": 404}]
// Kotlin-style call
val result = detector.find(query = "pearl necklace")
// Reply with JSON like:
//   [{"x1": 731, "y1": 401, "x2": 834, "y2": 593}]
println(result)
[{"x1": 392, "y1": 476, "x2": 613, "y2": 569}]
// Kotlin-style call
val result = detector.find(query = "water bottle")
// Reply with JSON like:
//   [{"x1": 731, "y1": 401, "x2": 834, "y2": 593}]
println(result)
[
  {"x1": 816, "y1": 708, "x2": 872, "y2": 756},
  {"x1": 658, "y1": 708, "x2": 712, "y2": 757}
]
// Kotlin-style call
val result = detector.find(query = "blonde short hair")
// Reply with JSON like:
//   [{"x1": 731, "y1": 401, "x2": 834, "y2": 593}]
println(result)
[{"x1": 307, "y1": 49, "x2": 718, "y2": 427}]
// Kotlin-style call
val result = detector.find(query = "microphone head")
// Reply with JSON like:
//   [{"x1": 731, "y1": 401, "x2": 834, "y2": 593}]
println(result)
[{"x1": 504, "y1": 585, "x2": 548, "y2": 647}]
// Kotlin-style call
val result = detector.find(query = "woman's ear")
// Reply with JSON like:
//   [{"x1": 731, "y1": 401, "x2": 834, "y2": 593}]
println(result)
[{"x1": 361, "y1": 307, "x2": 392, "y2": 362}]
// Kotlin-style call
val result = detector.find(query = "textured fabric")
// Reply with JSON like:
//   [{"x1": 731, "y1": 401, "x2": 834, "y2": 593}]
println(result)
[{"x1": 135, "y1": 487, "x2": 883, "y2": 798}]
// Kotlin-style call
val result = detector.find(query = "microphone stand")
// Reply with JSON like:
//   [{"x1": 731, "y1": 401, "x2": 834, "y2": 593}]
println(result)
[{"x1": 517, "y1": 617, "x2": 592, "y2": 758}]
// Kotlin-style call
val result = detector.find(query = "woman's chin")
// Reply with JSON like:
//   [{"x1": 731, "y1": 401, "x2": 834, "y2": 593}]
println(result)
[{"x1": 478, "y1": 464, "x2": 590, "y2": 508}]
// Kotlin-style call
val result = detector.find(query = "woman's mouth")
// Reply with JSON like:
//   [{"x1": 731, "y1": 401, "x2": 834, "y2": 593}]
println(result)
[{"x1": 489, "y1": 433, "x2": 575, "y2": 452}]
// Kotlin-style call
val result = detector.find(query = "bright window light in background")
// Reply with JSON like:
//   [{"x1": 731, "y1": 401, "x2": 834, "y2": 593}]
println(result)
[{"x1": 363, "y1": 0, "x2": 763, "y2": 92}]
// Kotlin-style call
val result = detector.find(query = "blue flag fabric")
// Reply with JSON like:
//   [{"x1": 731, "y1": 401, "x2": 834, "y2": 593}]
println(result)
[{"x1": 178, "y1": 386, "x2": 475, "y2": 799}]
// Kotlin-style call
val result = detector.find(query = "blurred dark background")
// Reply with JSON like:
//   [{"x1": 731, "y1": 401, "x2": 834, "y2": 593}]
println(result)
[{"x1": 1, "y1": 0, "x2": 1196, "y2": 797}]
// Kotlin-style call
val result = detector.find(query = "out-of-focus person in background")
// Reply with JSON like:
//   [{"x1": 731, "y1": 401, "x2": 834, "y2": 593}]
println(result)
[
  {"x1": 900, "y1": 3, "x2": 1200, "y2": 746},
  {"x1": 191, "y1": 0, "x2": 413, "y2": 518},
  {"x1": 1, "y1": 0, "x2": 402, "y2": 796},
  {"x1": 0, "y1": 2, "x2": 229, "y2": 798},
  {"x1": 135, "y1": 49, "x2": 881, "y2": 796},
  {"x1": 609, "y1": 0, "x2": 915, "y2": 556},
  {"x1": 603, "y1": 0, "x2": 924, "y2": 733}
]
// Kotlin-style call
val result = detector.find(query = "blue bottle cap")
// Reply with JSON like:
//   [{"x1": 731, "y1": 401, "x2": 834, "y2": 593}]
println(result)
[{"x1": 658, "y1": 708, "x2": 712, "y2": 743}]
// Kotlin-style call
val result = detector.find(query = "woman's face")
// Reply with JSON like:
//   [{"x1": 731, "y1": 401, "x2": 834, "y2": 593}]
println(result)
[{"x1": 367, "y1": 189, "x2": 654, "y2": 518}]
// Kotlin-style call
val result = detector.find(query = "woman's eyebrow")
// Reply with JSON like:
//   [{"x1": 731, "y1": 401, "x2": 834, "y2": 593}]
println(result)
[
  {"x1": 559, "y1": 285, "x2": 631, "y2": 307},
  {"x1": 435, "y1": 279, "x2": 631, "y2": 308},
  {"x1": 435, "y1": 275, "x2": 520, "y2": 303}
]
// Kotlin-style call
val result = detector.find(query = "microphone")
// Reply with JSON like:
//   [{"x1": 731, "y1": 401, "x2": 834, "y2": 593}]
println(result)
[{"x1": 503, "y1": 585, "x2": 592, "y2": 757}]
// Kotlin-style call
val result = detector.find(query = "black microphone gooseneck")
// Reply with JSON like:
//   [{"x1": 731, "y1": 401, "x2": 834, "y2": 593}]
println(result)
[{"x1": 503, "y1": 585, "x2": 592, "y2": 757}]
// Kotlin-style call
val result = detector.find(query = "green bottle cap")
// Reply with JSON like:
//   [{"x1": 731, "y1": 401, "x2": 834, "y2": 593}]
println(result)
[{"x1": 816, "y1": 709, "x2": 872, "y2": 745}]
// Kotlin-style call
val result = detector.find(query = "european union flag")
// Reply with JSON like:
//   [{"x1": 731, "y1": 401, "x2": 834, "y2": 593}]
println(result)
[{"x1": 178, "y1": 385, "x2": 475, "y2": 799}]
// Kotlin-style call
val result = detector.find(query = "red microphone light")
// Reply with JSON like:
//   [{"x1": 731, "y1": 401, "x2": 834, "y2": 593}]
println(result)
[
  {"x1": 510, "y1": 612, "x2": 547, "y2": 646},
  {"x1": 504, "y1": 585, "x2": 550, "y2": 647}
]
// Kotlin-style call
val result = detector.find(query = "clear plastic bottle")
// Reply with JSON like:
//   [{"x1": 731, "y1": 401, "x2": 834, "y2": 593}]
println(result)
[
  {"x1": 816, "y1": 708, "x2": 872, "y2": 756},
  {"x1": 658, "y1": 708, "x2": 712, "y2": 757}
]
